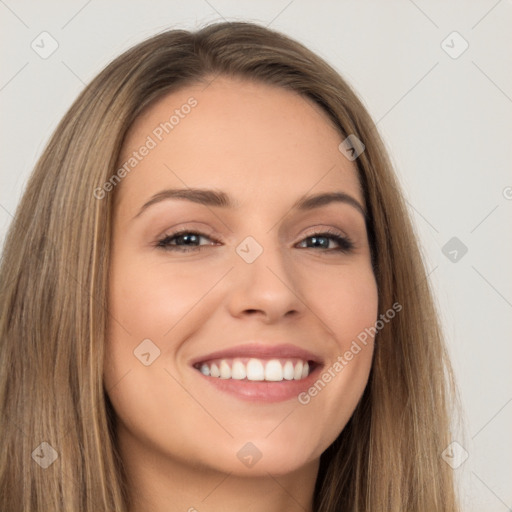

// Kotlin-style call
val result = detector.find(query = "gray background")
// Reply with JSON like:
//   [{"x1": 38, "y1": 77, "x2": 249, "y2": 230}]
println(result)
[{"x1": 1, "y1": 1, "x2": 511, "y2": 510}]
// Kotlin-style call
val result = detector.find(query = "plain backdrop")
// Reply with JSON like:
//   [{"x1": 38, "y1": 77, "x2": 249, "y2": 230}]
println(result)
[{"x1": 1, "y1": 1, "x2": 511, "y2": 510}]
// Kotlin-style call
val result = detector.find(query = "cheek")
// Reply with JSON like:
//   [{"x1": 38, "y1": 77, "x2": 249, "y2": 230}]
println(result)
[
  {"x1": 107, "y1": 253, "x2": 217, "y2": 339},
  {"x1": 293, "y1": 263, "x2": 378, "y2": 441},
  {"x1": 103, "y1": 254, "x2": 218, "y2": 449},
  {"x1": 302, "y1": 261, "x2": 379, "y2": 343},
  {"x1": 103, "y1": 250, "x2": 230, "y2": 401},
  {"x1": 104, "y1": 252, "x2": 195, "y2": 391}
]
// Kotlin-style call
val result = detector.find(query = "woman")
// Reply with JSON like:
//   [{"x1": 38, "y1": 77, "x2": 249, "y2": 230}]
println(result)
[{"x1": 0, "y1": 21, "x2": 459, "y2": 511}]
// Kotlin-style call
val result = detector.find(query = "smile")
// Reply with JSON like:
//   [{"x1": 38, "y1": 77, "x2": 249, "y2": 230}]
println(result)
[
  {"x1": 194, "y1": 357, "x2": 312, "y2": 381},
  {"x1": 190, "y1": 343, "x2": 322, "y2": 402}
]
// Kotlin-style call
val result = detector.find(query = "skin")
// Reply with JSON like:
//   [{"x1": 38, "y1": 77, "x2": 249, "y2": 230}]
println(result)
[{"x1": 104, "y1": 76, "x2": 378, "y2": 512}]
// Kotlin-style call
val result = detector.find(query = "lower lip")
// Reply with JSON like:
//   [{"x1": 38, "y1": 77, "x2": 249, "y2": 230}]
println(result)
[{"x1": 193, "y1": 365, "x2": 322, "y2": 403}]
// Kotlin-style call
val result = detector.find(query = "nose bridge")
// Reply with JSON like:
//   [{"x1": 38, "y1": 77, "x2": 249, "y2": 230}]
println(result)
[{"x1": 228, "y1": 231, "x2": 303, "y2": 320}]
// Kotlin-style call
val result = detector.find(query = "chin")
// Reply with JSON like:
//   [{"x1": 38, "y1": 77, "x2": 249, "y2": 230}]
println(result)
[{"x1": 186, "y1": 430, "x2": 328, "y2": 477}]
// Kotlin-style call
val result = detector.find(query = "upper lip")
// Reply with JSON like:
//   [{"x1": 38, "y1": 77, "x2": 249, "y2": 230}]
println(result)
[{"x1": 190, "y1": 343, "x2": 323, "y2": 366}]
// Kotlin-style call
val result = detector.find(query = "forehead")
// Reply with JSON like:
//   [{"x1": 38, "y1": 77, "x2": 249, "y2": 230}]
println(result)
[{"x1": 116, "y1": 76, "x2": 362, "y2": 213}]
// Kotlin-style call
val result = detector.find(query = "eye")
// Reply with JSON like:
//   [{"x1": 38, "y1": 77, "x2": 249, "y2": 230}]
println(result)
[
  {"x1": 155, "y1": 228, "x2": 354, "y2": 253},
  {"x1": 156, "y1": 230, "x2": 219, "y2": 252},
  {"x1": 296, "y1": 229, "x2": 354, "y2": 253}
]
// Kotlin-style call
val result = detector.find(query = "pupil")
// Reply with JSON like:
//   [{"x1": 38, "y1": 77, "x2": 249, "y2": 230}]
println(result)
[
  {"x1": 310, "y1": 236, "x2": 328, "y2": 248},
  {"x1": 180, "y1": 234, "x2": 198, "y2": 245}
]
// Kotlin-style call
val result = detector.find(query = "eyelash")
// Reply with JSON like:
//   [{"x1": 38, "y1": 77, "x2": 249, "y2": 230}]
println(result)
[{"x1": 155, "y1": 228, "x2": 354, "y2": 254}]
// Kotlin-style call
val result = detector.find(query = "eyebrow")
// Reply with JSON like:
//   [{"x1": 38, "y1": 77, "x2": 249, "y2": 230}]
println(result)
[{"x1": 133, "y1": 187, "x2": 366, "y2": 219}]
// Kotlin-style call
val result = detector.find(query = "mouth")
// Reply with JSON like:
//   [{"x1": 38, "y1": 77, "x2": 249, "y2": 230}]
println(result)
[
  {"x1": 193, "y1": 357, "x2": 316, "y2": 381},
  {"x1": 190, "y1": 343, "x2": 323, "y2": 402}
]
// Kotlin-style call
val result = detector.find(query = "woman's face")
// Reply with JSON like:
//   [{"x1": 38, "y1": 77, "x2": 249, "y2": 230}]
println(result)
[{"x1": 104, "y1": 76, "x2": 378, "y2": 477}]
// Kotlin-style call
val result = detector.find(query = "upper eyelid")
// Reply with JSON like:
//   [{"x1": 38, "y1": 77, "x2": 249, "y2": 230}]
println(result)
[
  {"x1": 300, "y1": 226, "x2": 347, "y2": 238},
  {"x1": 160, "y1": 226, "x2": 347, "y2": 237}
]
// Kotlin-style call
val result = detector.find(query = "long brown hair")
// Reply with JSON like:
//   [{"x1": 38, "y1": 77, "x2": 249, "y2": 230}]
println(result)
[{"x1": 0, "y1": 21, "x2": 459, "y2": 511}]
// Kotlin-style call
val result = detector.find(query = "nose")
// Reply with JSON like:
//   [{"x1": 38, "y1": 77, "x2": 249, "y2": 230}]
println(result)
[{"x1": 226, "y1": 242, "x2": 305, "y2": 324}]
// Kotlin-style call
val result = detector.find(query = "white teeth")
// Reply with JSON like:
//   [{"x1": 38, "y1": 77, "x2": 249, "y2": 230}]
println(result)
[
  {"x1": 283, "y1": 361, "x2": 294, "y2": 380},
  {"x1": 246, "y1": 358, "x2": 265, "y2": 381},
  {"x1": 301, "y1": 361, "x2": 309, "y2": 379},
  {"x1": 265, "y1": 359, "x2": 283, "y2": 381},
  {"x1": 231, "y1": 360, "x2": 246, "y2": 380},
  {"x1": 294, "y1": 361, "x2": 303, "y2": 380},
  {"x1": 197, "y1": 358, "x2": 312, "y2": 381},
  {"x1": 219, "y1": 360, "x2": 231, "y2": 379},
  {"x1": 210, "y1": 363, "x2": 220, "y2": 378}
]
